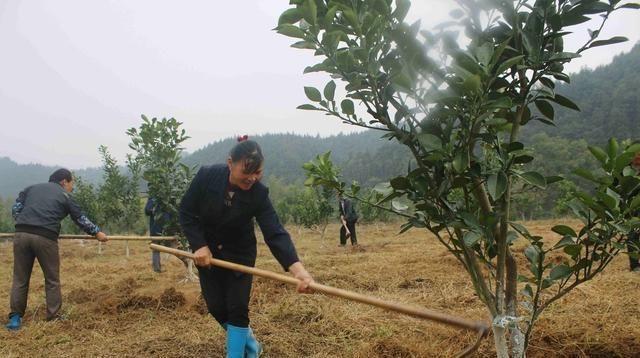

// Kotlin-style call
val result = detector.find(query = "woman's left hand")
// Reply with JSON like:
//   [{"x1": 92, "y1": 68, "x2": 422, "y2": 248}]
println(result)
[{"x1": 288, "y1": 262, "x2": 315, "y2": 294}]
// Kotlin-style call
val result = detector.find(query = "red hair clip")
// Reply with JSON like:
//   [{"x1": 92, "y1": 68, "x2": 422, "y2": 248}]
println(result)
[{"x1": 237, "y1": 135, "x2": 249, "y2": 142}]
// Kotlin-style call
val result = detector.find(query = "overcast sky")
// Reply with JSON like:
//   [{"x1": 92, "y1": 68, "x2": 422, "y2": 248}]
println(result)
[{"x1": 1, "y1": 1, "x2": 638, "y2": 169}]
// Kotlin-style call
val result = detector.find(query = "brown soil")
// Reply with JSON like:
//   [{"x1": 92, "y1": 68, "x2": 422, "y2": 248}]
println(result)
[{"x1": 1, "y1": 220, "x2": 639, "y2": 357}]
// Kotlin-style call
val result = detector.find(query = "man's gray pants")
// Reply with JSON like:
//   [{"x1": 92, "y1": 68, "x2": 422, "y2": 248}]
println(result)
[{"x1": 10, "y1": 232, "x2": 61, "y2": 320}]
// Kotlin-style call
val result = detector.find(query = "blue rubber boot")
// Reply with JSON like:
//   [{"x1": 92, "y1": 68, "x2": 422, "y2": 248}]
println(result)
[
  {"x1": 226, "y1": 324, "x2": 249, "y2": 358},
  {"x1": 246, "y1": 327, "x2": 263, "y2": 358},
  {"x1": 5, "y1": 313, "x2": 21, "y2": 331}
]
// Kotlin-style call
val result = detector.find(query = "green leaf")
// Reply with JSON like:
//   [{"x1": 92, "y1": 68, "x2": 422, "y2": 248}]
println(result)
[
  {"x1": 487, "y1": 171, "x2": 507, "y2": 201},
  {"x1": 552, "y1": 225, "x2": 577, "y2": 237},
  {"x1": 546, "y1": 175, "x2": 564, "y2": 184},
  {"x1": 520, "y1": 171, "x2": 546, "y2": 189},
  {"x1": 574, "y1": 168, "x2": 598, "y2": 183},
  {"x1": 553, "y1": 236, "x2": 576, "y2": 249},
  {"x1": 452, "y1": 151, "x2": 468, "y2": 173},
  {"x1": 608, "y1": 138, "x2": 619, "y2": 159},
  {"x1": 551, "y1": 94, "x2": 580, "y2": 111},
  {"x1": 525, "y1": 245, "x2": 541, "y2": 266},
  {"x1": 291, "y1": 41, "x2": 317, "y2": 49},
  {"x1": 549, "y1": 264, "x2": 572, "y2": 280},
  {"x1": 301, "y1": 0, "x2": 318, "y2": 26},
  {"x1": 617, "y1": 3, "x2": 640, "y2": 9},
  {"x1": 304, "y1": 87, "x2": 322, "y2": 102},
  {"x1": 417, "y1": 133, "x2": 442, "y2": 152},
  {"x1": 341, "y1": 99, "x2": 355, "y2": 115},
  {"x1": 549, "y1": 52, "x2": 581, "y2": 61},
  {"x1": 391, "y1": 199, "x2": 409, "y2": 211},
  {"x1": 629, "y1": 195, "x2": 640, "y2": 212},
  {"x1": 323, "y1": 81, "x2": 336, "y2": 101},
  {"x1": 495, "y1": 55, "x2": 525, "y2": 75},
  {"x1": 562, "y1": 244, "x2": 582, "y2": 258},
  {"x1": 513, "y1": 154, "x2": 534, "y2": 164},
  {"x1": 297, "y1": 104, "x2": 320, "y2": 111},
  {"x1": 462, "y1": 74, "x2": 482, "y2": 93},
  {"x1": 626, "y1": 144, "x2": 640, "y2": 153},
  {"x1": 463, "y1": 231, "x2": 482, "y2": 247},
  {"x1": 278, "y1": 8, "x2": 304, "y2": 25},
  {"x1": 324, "y1": 6, "x2": 338, "y2": 27},
  {"x1": 390, "y1": 177, "x2": 411, "y2": 190},
  {"x1": 597, "y1": 189, "x2": 620, "y2": 210},
  {"x1": 276, "y1": 24, "x2": 306, "y2": 39},
  {"x1": 392, "y1": 71, "x2": 413, "y2": 90},
  {"x1": 561, "y1": 11, "x2": 590, "y2": 27},
  {"x1": 535, "y1": 100, "x2": 555, "y2": 120},
  {"x1": 588, "y1": 146, "x2": 608, "y2": 165},
  {"x1": 589, "y1": 36, "x2": 629, "y2": 48},
  {"x1": 393, "y1": 0, "x2": 411, "y2": 22}
]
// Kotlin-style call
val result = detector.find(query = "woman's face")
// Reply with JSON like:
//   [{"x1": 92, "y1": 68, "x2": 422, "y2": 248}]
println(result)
[{"x1": 227, "y1": 158, "x2": 263, "y2": 191}]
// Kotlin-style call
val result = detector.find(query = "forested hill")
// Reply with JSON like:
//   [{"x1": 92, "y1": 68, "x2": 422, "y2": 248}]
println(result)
[
  {"x1": 0, "y1": 131, "x2": 412, "y2": 198},
  {"x1": 523, "y1": 42, "x2": 640, "y2": 143},
  {"x1": 0, "y1": 157, "x2": 102, "y2": 198},
  {"x1": 182, "y1": 131, "x2": 412, "y2": 186}
]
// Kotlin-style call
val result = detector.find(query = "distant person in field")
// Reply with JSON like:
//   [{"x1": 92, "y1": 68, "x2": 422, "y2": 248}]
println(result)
[
  {"x1": 145, "y1": 197, "x2": 172, "y2": 273},
  {"x1": 179, "y1": 136, "x2": 314, "y2": 358},
  {"x1": 628, "y1": 152, "x2": 640, "y2": 272},
  {"x1": 6, "y1": 169, "x2": 108, "y2": 331},
  {"x1": 338, "y1": 193, "x2": 359, "y2": 246}
]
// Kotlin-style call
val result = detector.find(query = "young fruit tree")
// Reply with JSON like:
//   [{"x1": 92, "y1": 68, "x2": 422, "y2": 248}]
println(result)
[
  {"x1": 127, "y1": 115, "x2": 196, "y2": 278},
  {"x1": 277, "y1": 0, "x2": 640, "y2": 356},
  {"x1": 293, "y1": 185, "x2": 335, "y2": 240},
  {"x1": 97, "y1": 145, "x2": 144, "y2": 255},
  {"x1": 60, "y1": 176, "x2": 101, "y2": 236}
]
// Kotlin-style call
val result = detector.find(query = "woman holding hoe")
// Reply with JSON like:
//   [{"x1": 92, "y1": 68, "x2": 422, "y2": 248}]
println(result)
[{"x1": 179, "y1": 136, "x2": 314, "y2": 357}]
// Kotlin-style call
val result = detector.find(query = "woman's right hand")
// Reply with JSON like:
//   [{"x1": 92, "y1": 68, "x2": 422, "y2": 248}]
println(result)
[{"x1": 193, "y1": 246, "x2": 213, "y2": 267}]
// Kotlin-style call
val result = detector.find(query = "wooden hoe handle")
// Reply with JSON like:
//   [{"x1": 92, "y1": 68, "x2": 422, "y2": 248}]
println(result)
[
  {"x1": 150, "y1": 243, "x2": 489, "y2": 357},
  {"x1": 0, "y1": 233, "x2": 176, "y2": 241}
]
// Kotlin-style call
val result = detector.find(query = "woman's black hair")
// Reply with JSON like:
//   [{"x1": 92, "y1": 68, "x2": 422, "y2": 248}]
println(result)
[
  {"x1": 229, "y1": 138, "x2": 263, "y2": 174},
  {"x1": 49, "y1": 168, "x2": 73, "y2": 183}
]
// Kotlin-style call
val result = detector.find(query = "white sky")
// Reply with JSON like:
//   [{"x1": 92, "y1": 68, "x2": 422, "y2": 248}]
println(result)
[{"x1": 1, "y1": 1, "x2": 638, "y2": 168}]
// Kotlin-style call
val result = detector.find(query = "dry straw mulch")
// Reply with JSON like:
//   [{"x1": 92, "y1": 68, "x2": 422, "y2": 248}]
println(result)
[{"x1": 0, "y1": 220, "x2": 638, "y2": 357}]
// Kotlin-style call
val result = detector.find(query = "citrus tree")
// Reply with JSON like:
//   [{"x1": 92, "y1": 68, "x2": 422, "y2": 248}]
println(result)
[
  {"x1": 278, "y1": 0, "x2": 640, "y2": 355},
  {"x1": 97, "y1": 146, "x2": 144, "y2": 234},
  {"x1": 127, "y1": 115, "x2": 195, "y2": 277}
]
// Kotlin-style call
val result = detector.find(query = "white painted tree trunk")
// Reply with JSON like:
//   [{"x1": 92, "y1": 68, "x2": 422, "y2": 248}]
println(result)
[
  {"x1": 179, "y1": 249, "x2": 199, "y2": 283},
  {"x1": 510, "y1": 326, "x2": 526, "y2": 358},
  {"x1": 492, "y1": 325, "x2": 509, "y2": 358},
  {"x1": 125, "y1": 241, "x2": 130, "y2": 257}
]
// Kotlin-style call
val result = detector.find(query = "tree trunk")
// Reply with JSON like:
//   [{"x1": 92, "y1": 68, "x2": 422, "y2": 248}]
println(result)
[
  {"x1": 492, "y1": 323, "x2": 510, "y2": 358},
  {"x1": 506, "y1": 252, "x2": 526, "y2": 357},
  {"x1": 178, "y1": 249, "x2": 199, "y2": 283}
]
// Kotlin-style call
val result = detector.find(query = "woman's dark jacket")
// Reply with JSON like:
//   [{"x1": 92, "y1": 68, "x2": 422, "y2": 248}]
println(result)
[{"x1": 179, "y1": 164, "x2": 299, "y2": 270}]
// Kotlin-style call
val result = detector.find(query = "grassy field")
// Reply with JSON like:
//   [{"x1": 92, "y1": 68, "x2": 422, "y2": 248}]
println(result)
[{"x1": 1, "y1": 220, "x2": 639, "y2": 357}]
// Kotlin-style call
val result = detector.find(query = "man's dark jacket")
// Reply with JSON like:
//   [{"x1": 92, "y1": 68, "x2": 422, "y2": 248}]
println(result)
[
  {"x1": 13, "y1": 182, "x2": 100, "y2": 240},
  {"x1": 340, "y1": 198, "x2": 358, "y2": 222},
  {"x1": 179, "y1": 164, "x2": 299, "y2": 270},
  {"x1": 145, "y1": 198, "x2": 170, "y2": 236}
]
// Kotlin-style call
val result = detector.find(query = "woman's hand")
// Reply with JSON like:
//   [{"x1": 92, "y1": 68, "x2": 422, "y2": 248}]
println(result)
[
  {"x1": 193, "y1": 246, "x2": 213, "y2": 267},
  {"x1": 288, "y1": 262, "x2": 315, "y2": 293}
]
